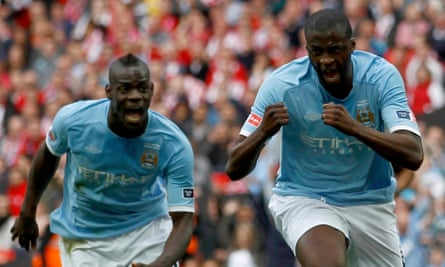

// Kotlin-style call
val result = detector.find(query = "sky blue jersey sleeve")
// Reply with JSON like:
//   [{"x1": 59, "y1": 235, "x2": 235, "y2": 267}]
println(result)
[
  {"x1": 240, "y1": 72, "x2": 282, "y2": 137},
  {"x1": 378, "y1": 63, "x2": 420, "y2": 135},
  {"x1": 45, "y1": 104, "x2": 73, "y2": 156},
  {"x1": 164, "y1": 136, "x2": 195, "y2": 213}
]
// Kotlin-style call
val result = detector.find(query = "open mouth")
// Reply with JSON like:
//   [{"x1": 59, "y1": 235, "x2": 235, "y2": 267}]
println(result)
[
  {"x1": 124, "y1": 107, "x2": 145, "y2": 123},
  {"x1": 323, "y1": 69, "x2": 340, "y2": 83}
]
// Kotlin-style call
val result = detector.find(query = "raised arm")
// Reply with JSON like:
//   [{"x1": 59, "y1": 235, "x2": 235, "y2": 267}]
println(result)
[
  {"x1": 11, "y1": 141, "x2": 61, "y2": 250},
  {"x1": 225, "y1": 103, "x2": 289, "y2": 180},
  {"x1": 225, "y1": 133, "x2": 267, "y2": 181},
  {"x1": 322, "y1": 103, "x2": 424, "y2": 170},
  {"x1": 352, "y1": 128, "x2": 423, "y2": 170}
]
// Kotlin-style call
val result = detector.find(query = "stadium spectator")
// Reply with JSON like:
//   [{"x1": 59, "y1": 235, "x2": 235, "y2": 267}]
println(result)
[
  {"x1": 405, "y1": 35, "x2": 444, "y2": 90},
  {"x1": 427, "y1": 8, "x2": 445, "y2": 65},
  {"x1": 406, "y1": 63, "x2": 445, "y2": 116}
]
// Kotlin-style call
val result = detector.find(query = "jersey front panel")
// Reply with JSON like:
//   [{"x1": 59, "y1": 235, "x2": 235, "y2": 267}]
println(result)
[
  {"x1": 46, "y1": 99, "x2": 194, "y2": 239},
  {"x1": 241, "y1": 51, "x2": 420, "y2": 206}
]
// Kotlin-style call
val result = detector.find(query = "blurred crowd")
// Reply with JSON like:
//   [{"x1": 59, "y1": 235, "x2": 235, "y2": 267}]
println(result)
[{"x1": 0, "y1": 0, "x2": 444, "y2": 266}]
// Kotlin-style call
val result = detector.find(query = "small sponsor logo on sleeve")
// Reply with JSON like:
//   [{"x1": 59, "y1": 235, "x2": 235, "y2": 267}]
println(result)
[
  {"x1": 183, "y1": 188, "x2": 194, "y2": 199},
  {"x1": 247, "y1": 113, "x2": 262, "y2": 127},
  {"x1": 396, "y1": 110, "x2": 416, "y2": 122}
]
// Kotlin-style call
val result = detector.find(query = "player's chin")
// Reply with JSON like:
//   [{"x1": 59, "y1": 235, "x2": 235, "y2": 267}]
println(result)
[
  {"x1": 123, "y1": 120, "x2": 145, "y2": 130},
  {"x1": 120, "y1": 119, "x2": 145, "y2": 132},
  {"x1": 123, "y1": 111, "x2": 146, "y2": 123},
  {"x1": 322, "y1": 73, "x2": 341, "y2": 84}
]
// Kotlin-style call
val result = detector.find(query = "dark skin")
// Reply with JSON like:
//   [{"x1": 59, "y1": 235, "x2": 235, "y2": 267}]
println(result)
[
  {"x1": 106, "y1": 63, "x2": 154, "y2": 138},
  {"x1": 392, "y1": 163, "x2": 416, "y2": 197},
  {"x1": 11, "y1": 60, "x2": 194, "y2": 267},
  {"x1": 225, "y1": 30, "x2": 423, "y2": 267}
]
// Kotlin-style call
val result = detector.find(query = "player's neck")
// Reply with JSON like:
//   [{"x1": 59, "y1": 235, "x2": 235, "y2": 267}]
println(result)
[
  {"x1": 324, "y1": 83, "x2": 353, "y2": 99},
  {"x1": 108, "y1": 114, "x2": 148, "y2": 138}
]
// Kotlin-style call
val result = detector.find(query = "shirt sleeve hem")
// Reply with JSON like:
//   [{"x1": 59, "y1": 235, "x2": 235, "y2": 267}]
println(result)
[
  {"x1": 168, "y1": 206, "x2": 195, "y2": 213},
  {"x1": 388, "y1": 125, "x2": 421, "y2": 136},
  {"x1": 45, "y1": 139, "x2": 64, "y2": 156}
]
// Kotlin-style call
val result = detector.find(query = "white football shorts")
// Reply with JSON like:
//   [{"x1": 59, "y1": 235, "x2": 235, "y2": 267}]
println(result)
[
  {"x1": 58, "y1": 216, "x2": 179, "y2": 267},
  {"x1": 268, "y1": 194, "x2": 404, "y2": 267}
]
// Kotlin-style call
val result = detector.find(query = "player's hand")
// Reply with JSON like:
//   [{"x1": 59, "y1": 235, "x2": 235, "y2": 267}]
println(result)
[
  {"x1": 259, "y1": 103, "x2": 289, "y2": 137},
  {"x1": 321, "y1": 103, "x2": 358, "y2": 135},
  {"x1": 10, "y1": 214, "x2": 39, "y2": 251}
]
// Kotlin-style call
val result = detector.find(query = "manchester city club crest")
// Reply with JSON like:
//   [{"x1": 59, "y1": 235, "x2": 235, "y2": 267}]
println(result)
[
  {"x1": 140, "y1": 149, "x2": 159, "y2": 169},
  {"x1": 355, "y1": 100, "x2": 375, "y2": 128}
]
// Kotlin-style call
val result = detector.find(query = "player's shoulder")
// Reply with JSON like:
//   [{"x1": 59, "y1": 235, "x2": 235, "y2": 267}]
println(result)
[
  {"x1": 148, "y1": 111, "x2": 194, "y2": 157},
  {"x1": 272, "y1": 56, "x2": 311, "y2": 78},
  {"x1": 55, "y1": 98, "x2": 108, "y2": 124},
  {"x1": 352, "y1": 50, "x2": 399, "y2": 81},
  {"x1": 58, "y1": 98, "x2": 108, "y2": 115},
  {"x1": 262, "y1": 57, "x2": 312, "y2": 90},
  {"x1": 352, "y1": 50, "x2": 396, "y2": 71},
  {"x1": 149, "y1": 110, "x2": 180, "y2": 129},
  {"x1": 148, "y1": 110, "x2": 191, "y2": 144}
]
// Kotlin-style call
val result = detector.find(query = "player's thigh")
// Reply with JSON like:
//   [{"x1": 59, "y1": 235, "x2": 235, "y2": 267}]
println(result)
[
  {"x1": 297, "y1": 224, "x2": 348, "y2": 267},
  {"x1": 58, "y1": 238, "x2": 104, "y2": 267},
  {"x1": 340, "y1": 202, "x2": 404, "y2": 267},
  {"x1": 268, "y1": 194, "x2": 349, "y2": 257},
  {"x1": 58, "y1": 216, "x2": 173, "y2": 267},
  {"x1": 130, "y1": 216, "x2": 175, "y2": 265}
]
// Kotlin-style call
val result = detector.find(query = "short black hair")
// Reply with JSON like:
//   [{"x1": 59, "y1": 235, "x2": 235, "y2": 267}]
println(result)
[
  {"x1": 108, "y1": 53, "x2": 150, "y2": 81},
  {"x1": 304, "y1": 9, "x2": 352, "y2": 39}
]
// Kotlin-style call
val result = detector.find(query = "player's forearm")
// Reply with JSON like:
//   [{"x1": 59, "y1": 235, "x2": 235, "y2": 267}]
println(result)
[
  {"x1": 394, "y1": 167, "x2": 415, "y2": 196},
  {"x1": 353, "y1": 127, "x2": 423, "y2": 170},
  {"x1": 225, "y1": 131, "x2": 268, "y2": 181},
  {"x1": 21, "y1": 142, "x2": 60, "y2": 217},
  {"x1": 150, "y1": 212, "x2": 194, "y2": 266}
]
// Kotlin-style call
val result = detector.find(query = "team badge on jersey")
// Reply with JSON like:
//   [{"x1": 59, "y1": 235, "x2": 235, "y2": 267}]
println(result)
[
  {"x1": 355, "y1": 100, "x2": 375, "y2": 128},
  {"x1": 247, "y1": 113, "x2": 262, "y2": 127},
  {"x1": 140, "y1": 149, "x2": 158, "y2": 169}
]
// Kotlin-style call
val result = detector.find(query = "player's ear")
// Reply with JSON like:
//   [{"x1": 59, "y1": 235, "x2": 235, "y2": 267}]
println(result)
[
  {"x1": 105, "y1": 84, "x2": 111, "y2": 99},
  {"x1": 350, "y1": 38, "x2": 356, "y2": 51}
]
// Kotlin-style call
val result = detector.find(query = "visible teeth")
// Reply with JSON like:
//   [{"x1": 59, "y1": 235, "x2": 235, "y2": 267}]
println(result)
[{"x1": 126, "y1": 113, "x2": 141, "y2": 122}]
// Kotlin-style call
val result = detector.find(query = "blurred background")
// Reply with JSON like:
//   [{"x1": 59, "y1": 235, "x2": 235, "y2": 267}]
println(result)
[{"x1": 0, "y1": 0, "x2": 444, "y2": 266}]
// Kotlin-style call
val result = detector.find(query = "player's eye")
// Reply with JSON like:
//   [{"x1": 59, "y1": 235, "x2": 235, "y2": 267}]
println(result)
[
  {"x1": 327, "y1": 46, "x2": 343, "y2": 54},
  {"x1": 138, "y1": 86, "x2": 148, "y2": 93},
  {"x1": 117, "y1": 86, "x2": 129, "y2": 93},
  {"x1": 309, "y1": 47, "x2": 322, "y2": 56}
]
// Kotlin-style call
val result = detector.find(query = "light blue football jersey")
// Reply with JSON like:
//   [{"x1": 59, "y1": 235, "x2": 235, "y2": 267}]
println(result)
[
  {"x1": 46, "y1": 99, "x2": 194, "y2": 239},
  {"x1": 241, "y1": 50, "x2": 420, "y2": 206}
]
